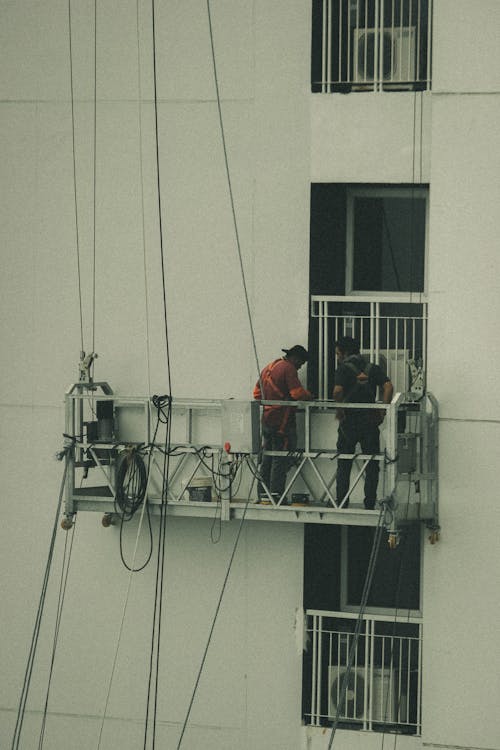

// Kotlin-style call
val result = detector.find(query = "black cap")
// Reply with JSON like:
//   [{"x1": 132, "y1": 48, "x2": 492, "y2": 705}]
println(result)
[{"x1": 282, "y1": 345, "x2": 309, "y2": 362}]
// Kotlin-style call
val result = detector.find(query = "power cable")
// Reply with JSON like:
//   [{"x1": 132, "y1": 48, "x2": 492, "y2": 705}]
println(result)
[{"x1": 11, "y1": 461, "x2": 69, "y2": 750}]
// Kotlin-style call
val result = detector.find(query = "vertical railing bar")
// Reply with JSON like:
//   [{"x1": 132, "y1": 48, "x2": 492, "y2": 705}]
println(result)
[
  {"x1": 395, "y1": 316, "x2": 400, "y2": 393},
  {"x1": 322, "y1": 0, "x2": 327, "y2": 92},
  {"x1": 368, "y1": 619, "x2": 375, "y2": 730},
  {"x1": 409, "y1": 0, "x2": 413, "y2": 82},
  {"x1": 427, "y1": 0, "x2": 432, "y2": 90},
  {"x1": 407, "y1": 637, "x2": 412, "y2": 726},
  {"x1": 338, "y1": 0, "x2": 342, "y2": 83},
  {"x1": 391, "y1": 0, "x2": 395, "y2": 82},
  {"x1": 417, "y1": 623, "x2": 423, "y2": 731},
  {"x1": 347, "y1": 0, "x2": 351, "y2": 82},
  {"x1": 399, "y1": 0, "x2": 403, "y2": 81},
  {"x1": 317, "y1": 614, "x2": 323, "y2": 722},
  {"x1": 327, "y1": 0, "x2": 333, "y2": 92},
  {"x1": 378, "y1": 0, "x2": 384, "y2": 89},
  {"x1": 374, "y1": 0, "x2": 380, "y2": 90},
  {"x1": 318, "y1": 301, "x2": 324, "y2": 402},
  {"x1": 417, "y1": 0, "x2": 421, "y2": 82},
  {"x1": 364, "y1": 0, "x2": 368, "y2": 83},
  {"x1": 311, "y1": 615, "x2": 317, "y2": 724},
  {"x1": 399, "y1": 637, "x2": 404, "y2": 723}
]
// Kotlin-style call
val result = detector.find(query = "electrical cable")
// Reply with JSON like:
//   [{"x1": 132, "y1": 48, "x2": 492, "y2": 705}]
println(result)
[{"x1": 11, "y1": 461, "x2": 69, "y2": 750}]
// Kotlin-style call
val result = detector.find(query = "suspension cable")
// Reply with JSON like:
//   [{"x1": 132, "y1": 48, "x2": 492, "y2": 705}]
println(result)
[
  {"x1": 68, "y1": 0, "x2": 84, "y2": 353},
  {"x1": 142, "y1": 2, "x2": 174, "y2": 746},
  {"x1": 92, "y1": 0, "x2": 97, "y2": 358},
  {"x1": 206, "y1": 0, "x2": 262, "y2": 390},
  {"x1": 11, "y1": 461, "x2": 69, "y2": 750}
]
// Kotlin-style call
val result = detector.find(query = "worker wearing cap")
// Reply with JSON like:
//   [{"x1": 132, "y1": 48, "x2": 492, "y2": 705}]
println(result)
[{"x1": 253, "y1": 345, "x2": 312, "y2": 502}]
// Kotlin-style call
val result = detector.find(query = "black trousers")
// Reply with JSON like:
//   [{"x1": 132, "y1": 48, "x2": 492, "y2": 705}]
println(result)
[
  {"x1": 336, "y1": 417, "x2": 380, "y2": 507},
  {"x1": 259, "y1": 425, "x2": 297, "y2": 498}
]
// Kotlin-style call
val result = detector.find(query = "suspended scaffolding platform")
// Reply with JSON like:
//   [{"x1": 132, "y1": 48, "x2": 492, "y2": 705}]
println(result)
[{"x1": 61, "y1": 381, "x2": 438, "y2": 535}]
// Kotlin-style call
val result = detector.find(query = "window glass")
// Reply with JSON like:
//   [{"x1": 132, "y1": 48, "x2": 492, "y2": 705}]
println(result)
[
  {"x1": 346, "y1": 525, "x2": 421, "y2": 611},
  {"x1": 351, "y1": 194, "x2": 426, "y2": 293}
]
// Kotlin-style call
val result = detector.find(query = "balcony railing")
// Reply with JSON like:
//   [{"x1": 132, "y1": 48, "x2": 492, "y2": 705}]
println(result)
[
  {"x1": 312, "y1": 0, "x2": 432, "y2": 93},
  {"x1": 304, "y1": 609, "x2": 422, "y2": 734},
  {"x1": 310, "y1": 294, "x2": 428, "y2": 401}
]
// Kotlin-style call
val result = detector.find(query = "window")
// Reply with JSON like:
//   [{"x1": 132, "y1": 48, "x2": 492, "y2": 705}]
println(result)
[
  {"x1": 346, "y1": 187, "x2": 427, "y2": 295},
  {"x1": 311, "y1": 0, "x2": 432, "y2": 93}
]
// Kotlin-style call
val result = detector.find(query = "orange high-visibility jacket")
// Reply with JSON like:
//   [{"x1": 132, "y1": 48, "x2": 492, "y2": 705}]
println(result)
[{"x1": 253, "y1": 358, "x2": 312, "y2": 434}]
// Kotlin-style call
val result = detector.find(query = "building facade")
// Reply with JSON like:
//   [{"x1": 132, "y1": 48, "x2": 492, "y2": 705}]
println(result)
[{"x1": 1, "y1": 2, "x2": 499, "y2": 749}]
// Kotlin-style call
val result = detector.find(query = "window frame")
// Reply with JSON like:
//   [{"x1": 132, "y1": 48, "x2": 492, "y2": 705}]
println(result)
[{"x1": 345, "y1": 185, "x2": 429, "y2": 300}]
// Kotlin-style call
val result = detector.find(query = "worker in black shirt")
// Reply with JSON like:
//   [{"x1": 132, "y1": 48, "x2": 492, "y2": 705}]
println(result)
[{"x1": 333, "y1": 336, "x2": 393, "y2": 509}]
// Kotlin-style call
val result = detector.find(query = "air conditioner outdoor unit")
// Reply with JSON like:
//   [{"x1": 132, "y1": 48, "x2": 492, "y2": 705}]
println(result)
[
  {"x1": 353, "y1": 27, "x2": 416, "y2": 85},
  {"x1": 328, "y1": 665, "x2": 397, "y2": 722}
]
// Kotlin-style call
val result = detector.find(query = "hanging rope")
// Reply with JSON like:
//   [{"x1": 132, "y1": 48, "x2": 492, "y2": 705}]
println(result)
[
  {"x1": 11, "y1": 462, "x2": 69, "y2": 750},
  {"x1": 91, "y1": 0, "x2": 97, "y2": 359}
]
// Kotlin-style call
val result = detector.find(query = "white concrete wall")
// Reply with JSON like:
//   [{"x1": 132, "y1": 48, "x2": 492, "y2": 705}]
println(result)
[
  {"x1": 422, "y1": 2, "x2": 500, "y2": 749},
  {"x1": 0, "y1": 1, "x2": 309, "y2": 748}
]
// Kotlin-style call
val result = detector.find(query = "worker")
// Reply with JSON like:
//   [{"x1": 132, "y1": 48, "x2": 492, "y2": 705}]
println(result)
[
  {"x1": 253, "y1": 345, "x2": 313, "y2": 503},
  {"x1": 333, "y1": 336, "x2": 393, "y2": 509}
]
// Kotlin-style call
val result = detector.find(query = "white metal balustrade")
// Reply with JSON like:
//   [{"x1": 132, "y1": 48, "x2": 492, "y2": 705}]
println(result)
[
  {"x1": 313, "y1": 0, "x2": 432, "y2": 92},
  {"x1": 305, "y1": 610, "x2": 422, "y2": 733},
  {"x1": 311, "y1": 295, "x2": 427, "y2": 401}
]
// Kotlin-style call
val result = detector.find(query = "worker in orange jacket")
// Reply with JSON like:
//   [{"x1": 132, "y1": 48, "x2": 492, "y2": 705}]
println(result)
[{"x1": 253, "y1": 345, "x2": 312, "y2": 502}]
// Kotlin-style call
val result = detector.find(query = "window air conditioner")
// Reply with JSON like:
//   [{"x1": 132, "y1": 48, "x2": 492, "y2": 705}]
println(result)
[
  {"x1": 361, "y1": 350, "x2": 410, "y2": 394},
  {"x1": 328, "y1": 665, "x2": 397, "y2": 722},
  {"x1": 353, "y1": 27, "x2": 416, "y2": 85}
]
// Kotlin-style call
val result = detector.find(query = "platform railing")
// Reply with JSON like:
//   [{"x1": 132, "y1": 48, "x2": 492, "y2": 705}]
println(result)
[
  {"x1": 62, "y1": 389, "x2": 437, "y2": 526},
  {"x1": 305, "y1": 609, "x2": 422, "y2": 734}
]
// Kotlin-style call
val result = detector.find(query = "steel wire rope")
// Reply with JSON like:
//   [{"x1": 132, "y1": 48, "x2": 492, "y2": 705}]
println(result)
[
  {"x1": 206, "y1": 0, "x2": 263, "y2": 393},
  {"x1": 68, "y1": 0, "x2": 84, "y2": 353},
  {"x1": 327, "y1": 505, "x2": 386, "y2": 749},
  {"x1": 142, "y1": 1, "x2": 174, "y2": 746},
  {"x1": 91, "y1": 0, "x2": 97, "y2": 361},
  {"x1": 37, "y1": 516, "x2": 77, "y2": 750},
  {"x1": 11, "y1": 461, "x2": 69, "y2": 750},
  {"x1": 135, "y1": 0, "x2": 153, "y2": 398}
]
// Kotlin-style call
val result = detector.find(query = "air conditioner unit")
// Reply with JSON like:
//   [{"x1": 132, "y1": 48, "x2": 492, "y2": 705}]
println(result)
[
  {"x1": 328, "y1": 665, "x2": 397, "y2": 723},
  {"x1": 353, "y1": 27, "x2": 416, "y2": 85}
]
